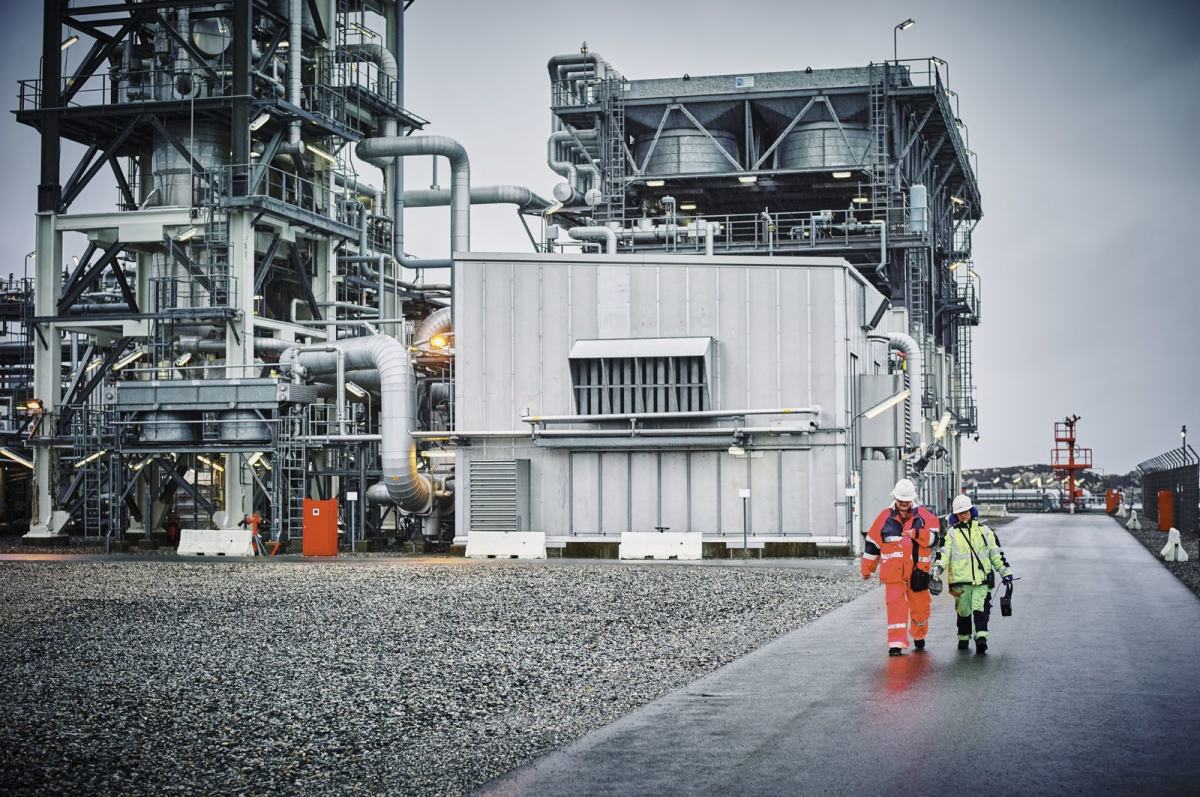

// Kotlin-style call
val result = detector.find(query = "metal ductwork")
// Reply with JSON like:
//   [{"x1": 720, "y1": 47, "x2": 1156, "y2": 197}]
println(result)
[
  {"x1": 357, "y1": 135, "x2": 471, "y2": 256},
  {"x1": 281, "y1": 335, "x2": 440, "y2": 513},
  {"x1": 287, "y1": 0, "x2": 303, "y2": 151}
]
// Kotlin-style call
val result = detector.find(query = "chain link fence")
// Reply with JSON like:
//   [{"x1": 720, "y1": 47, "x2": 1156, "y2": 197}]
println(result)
[{"x1": 1137, "y1": 445, "x2": 1199, "y2": 533}]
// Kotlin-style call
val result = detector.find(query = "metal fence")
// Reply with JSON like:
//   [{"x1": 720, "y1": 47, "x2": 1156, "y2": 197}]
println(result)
[{"x1": 1138, "y1": 445, "x2": 1199, "y2": 533}]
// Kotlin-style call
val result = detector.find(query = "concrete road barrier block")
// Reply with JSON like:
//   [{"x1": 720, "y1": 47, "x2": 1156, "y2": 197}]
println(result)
[
  {"x1": 177, "y1": 529, "x2": 255, "y2": 556},
  {"x1": 1160, "y1": 527, "x2": 1189, "y2": 562},
  {"x1": 620, "y1": 531, "x2": 703, "y2": 560},
  {"x1": 1126, "y1": 510, "x2": 1142, "y2": 531},
  {"x1": 466, "y1": 532, "x2": 547, "y2": 559}
]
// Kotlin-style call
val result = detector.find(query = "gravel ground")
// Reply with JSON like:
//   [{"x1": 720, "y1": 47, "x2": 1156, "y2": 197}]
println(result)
[
  {"x1": 0, "y1": 557, "x2": 869, "y2": 796},
  {"x1": 1120, "y1": 517, "x2": 1200, "y2": 599}
]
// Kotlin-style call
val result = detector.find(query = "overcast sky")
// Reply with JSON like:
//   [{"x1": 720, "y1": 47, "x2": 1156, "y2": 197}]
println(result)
[{"x1": 1, "y1": 0, "x2": 1196, "y2": 473}]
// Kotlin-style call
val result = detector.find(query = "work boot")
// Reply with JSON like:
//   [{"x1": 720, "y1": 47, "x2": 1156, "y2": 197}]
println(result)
[
  {"x1": 957, "y1": 639, "x2": 970, "y2": 651},
  {"x1": 914, "y1": 639, "x2": 926, "y2": 651},
  {"x1": 975, "y1": 638, "x2": 988, "y2": 655},
  {"x1": 888, "y1": 647, "x2": 902, "y2": 656}
]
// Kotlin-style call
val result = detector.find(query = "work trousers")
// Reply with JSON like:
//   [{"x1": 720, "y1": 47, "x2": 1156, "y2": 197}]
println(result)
[
  {"x1": 952, "y1": 583, "x2": 992, "y2": 640},
  {"x1": 884, "y1": 581, "x2": 932, "y2": 649}
]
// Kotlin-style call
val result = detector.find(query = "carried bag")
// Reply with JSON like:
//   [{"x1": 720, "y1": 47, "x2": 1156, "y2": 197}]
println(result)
[{"x1": 908, "y1": 525, "x2": 930, "y2": 592}]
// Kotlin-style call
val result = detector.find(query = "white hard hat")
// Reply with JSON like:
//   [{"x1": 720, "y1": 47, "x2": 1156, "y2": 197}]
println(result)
[
  {"x1": 952, "y1": 494, "x2": 974, "y2": 514},
  {"x1": 892, "y1": 478, "x2": 918, "y2": 502}
]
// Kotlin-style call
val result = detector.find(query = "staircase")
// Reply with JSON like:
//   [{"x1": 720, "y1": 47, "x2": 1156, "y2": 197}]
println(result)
[
  {"x1": 597, "y1": 76, "x2": 626, "y2": 225},
  {"x1": 868, "y1": 71, "x2": 891, "y2": 222}
]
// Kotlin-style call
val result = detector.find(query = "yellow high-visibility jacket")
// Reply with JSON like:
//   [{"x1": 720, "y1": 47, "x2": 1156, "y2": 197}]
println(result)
[{"x1": 936, "y1": 520, "x2": 1010, "y2": 586}]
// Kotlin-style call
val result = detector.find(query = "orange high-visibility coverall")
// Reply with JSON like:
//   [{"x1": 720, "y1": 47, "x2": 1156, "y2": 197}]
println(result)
[{"x1": 861, "y1": 505, "x2": 939, "y2": 649}]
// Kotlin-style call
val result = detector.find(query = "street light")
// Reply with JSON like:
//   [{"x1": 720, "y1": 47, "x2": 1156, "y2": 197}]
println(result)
[
  {"x1": 860, "y1": 388, "x2": 909, "y2": 420},
  {"x1": 894, "y1": 19, "x2": 915, "y2": 62}
]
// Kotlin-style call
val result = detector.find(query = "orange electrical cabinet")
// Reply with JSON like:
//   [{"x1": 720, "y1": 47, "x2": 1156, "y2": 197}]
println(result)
[
  {"x1": 1157, "y1": 491, "x2": 1175, "y2": 532},
  {"x1": 1106, "y1": 489, "x2": 1120, "y2": 515},
  {"x1": 302, "y1": 498, "x2": 339, "y2": 556}
]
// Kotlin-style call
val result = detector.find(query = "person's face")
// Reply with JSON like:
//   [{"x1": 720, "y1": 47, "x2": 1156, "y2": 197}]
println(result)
[
  {"x1": 895, "y1": 500, "x2": 913, "y2": 515},
  {"x1": 956, "y1": 510, "x2": 972, "y2": 524}
]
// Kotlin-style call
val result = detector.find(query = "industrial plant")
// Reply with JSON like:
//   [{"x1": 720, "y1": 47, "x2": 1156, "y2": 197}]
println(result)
[{"x1": 4, "y1": 1, "x2": 982, "y2": 558}]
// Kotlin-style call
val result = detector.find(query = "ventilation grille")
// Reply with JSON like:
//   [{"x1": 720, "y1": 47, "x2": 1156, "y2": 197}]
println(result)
[
  {"x1": 570, "y1": 355, "x2": 709, "y2": 415},
  {"x1": 469, "y1": 460, "x2": 528, "y2": 532}
]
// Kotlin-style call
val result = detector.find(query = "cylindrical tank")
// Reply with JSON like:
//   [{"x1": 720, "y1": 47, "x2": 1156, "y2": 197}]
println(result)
[
  {"x1": 151, "y1": 123, "x2": 229, "y2": 206},
  {"x1": 908, "y1": 184, "x2": 928, "y2": 234},
  {"x1": 778, "y1": 122, "x2": 871, "y2": 170},
  {"x1": 140, "y1": 411, "x2": 199, "y2": 444},
  {"x1": 217, "y1": 410, "x2": 273, "y2": 443},
  {"x1": 634, "y1": 128, "x2": 739, "y2": 175}
]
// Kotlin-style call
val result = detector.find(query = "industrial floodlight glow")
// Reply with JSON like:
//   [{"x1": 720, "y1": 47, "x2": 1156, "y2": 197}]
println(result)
[
  {"x1": 73, "y1": 449, "x2": 108, "y2": 469},
  {"x1": 196, "y1": 454, "x2": 224, "y2": 473},
  {"x1": 862, "y1": 388, "x2": 910, "y2": 420},
  {"x1": 24, "y1": 398, "x2": 44, "y2": 414},
  {"x1": 737, "y1": 175, "x2": 758, "y2": 184},
  {"x1": 112, "y1": 348, "x2": 146, "y2": 371},
  {"x1": 949, "y1": 261, "x2": 965, "y2": 272},
  {"x1": 344, "y1": 381, "x2": 368, "y2": 399},
  {"x1": 831, "y1": 171, "x2": 852, "y2": 179},
  {"x1": 351, "y1": 22, "x2": 378, "y2": 39},
  {"x1": 933, "y1": 411, "x2": 954, "y2": 440},
  {"x1": 249, "y1": 112, "x2": 271, "y2": 131},
  {"x1": 421, "y1": 450, "x2": 456, "y2": 460},
  {"x1": 869, "y1": 218, "x2": 885, "y2": 225},
  {"x1": 0, "y1": 447, "x2": 34, "y2": 469},
  {"x1": 645, "y1": 179, "x2": 665, "y2": 187},
  {"x1": 727, "y1": 445, "x2": 747, "y2": 458},
  {"x1": 950, "y1": 195, "x2": 966, "y2": 207},
  {"x1": 61, "y1": 35, "x2": 79, "y2": 50},
  {"x1": 138, "y1": 187, "x2": 160, "y2": 209},
  {"x1": 307, "y1": 144, "x2": 337, "y2": 164},
  {"x1": 429, "y1": 333, "x2": 453, "y2": 350},
  {"x1": 897, "y1": 19, "x2": 915, "y2": 30},
  {"x1": 174, "y1": 227, "x2": 199, "y2": 242},
  {"x1": 173, "y1": 352, "x2": 192, "y2": 368},
  {"x1": 852, "y1": 196, "x2": 869, "y2": 204},
  {"x1": 679, "y1": 202, "x2": 697, "y2": 211},
  {"x1": 131, "y1": 456, "x2": 153, "y2": 472}
]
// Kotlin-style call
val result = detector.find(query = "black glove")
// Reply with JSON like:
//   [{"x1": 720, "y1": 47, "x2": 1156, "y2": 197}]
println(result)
[{"x1": 1002, "y1": 574, "x2": 1014, "y2": 586}]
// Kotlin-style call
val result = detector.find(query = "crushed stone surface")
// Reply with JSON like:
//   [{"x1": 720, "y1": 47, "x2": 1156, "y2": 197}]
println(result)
[{"x1": 0, "y1": 556, "x2": 869, "y2": 795}]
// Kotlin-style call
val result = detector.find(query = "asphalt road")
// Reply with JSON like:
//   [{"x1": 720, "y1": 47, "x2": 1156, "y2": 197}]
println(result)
[{"x1": 481, "y1": 515, "x2": 1200, "y2": 795}]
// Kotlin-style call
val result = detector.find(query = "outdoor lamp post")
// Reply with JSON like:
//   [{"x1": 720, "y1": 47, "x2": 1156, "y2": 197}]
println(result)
[{"x1": 894, "y1": 19, "x2": 915, "y2": 62}]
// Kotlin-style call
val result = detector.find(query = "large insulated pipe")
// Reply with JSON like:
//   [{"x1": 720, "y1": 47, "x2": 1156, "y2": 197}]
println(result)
[
  {"x1": 871, "y1": 332, "x2": 923, "y2": 450},
  {"x1": 413, "y1": 306, "x2": 452, "y2": 348},
  {"x1": 568, "y1": 226, "x2": 617, "y2": 254},
  {"x1": 282, "y1": 336, "x2": 438, "y2": 513},
  {"x1": 401, "y1": 185, "x2": 552, "y2": 213},
  {"x1": 287, "y1": 0, "x2": 303, "y2": 151},
  {"x1": 547, "y1": 129, "x2": 599, "y2": 190},
  {"x1": 357, "y1": 136, "x2": 470, "y2": 255}
]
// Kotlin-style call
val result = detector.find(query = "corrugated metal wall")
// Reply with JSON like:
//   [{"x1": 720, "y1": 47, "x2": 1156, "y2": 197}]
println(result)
[{"x1": 453, "y1": 253, "x2": 883, "y2": 542}]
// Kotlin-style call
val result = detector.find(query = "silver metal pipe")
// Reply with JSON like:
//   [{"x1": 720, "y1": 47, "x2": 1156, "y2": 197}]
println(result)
[
  {"x1": 869, "y1": 332, "x2": 923, "y2": 449},
  {"x1": 357, "y1": 135, "x2": 470, "y2": 256},
  {"x1": 402, "y1": 185, "x2": 552, "y2": 212},
  {"x1": 335, "y1": 173, "x2": 383, "y2": 210},
  {"x1": 282, "y1": 335, "x2": 440, "y2": 513},
  {"x1": 523, "y1": 407, "x2": 823, "y2": 425},
  {"x1": 413, "y1": 306, "x2": 452, "y2": 348},
  {"x1": 287, "y1": 0, "x2": 303, "y2": 149},
  {"x1": 567, "y1": 226, "x2": 617, "y2": 254},
  {"x1": 411, "y1": 425, "x2": 823, "y2": 440}
]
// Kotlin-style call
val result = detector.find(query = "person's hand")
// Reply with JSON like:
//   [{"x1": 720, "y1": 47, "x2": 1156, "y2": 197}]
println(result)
[
  {"x1": 933, "y1": 564, "x2": 944, "y2": 578},
  {"x1": 1002, "y1": 574, "x2": 1014, "y2": 586},
  {"x1": 901, "y1": 527, "x2": 916, "y2": 539}
]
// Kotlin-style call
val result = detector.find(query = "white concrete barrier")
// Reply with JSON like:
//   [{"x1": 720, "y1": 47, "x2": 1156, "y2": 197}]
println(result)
[
  {"x1": 1126, "y1": 510, "x2": 1142, "y2": 531},
  {"x1": 977, "y1": 504, "x2": 1008, "y2": 518},
  {"x1": 1160, "y1": 527, "x2": 1190, "y2": 562},
  {"x1": 466, "y1": 531, "x2": 547, "y2": 559},
  {"x1": 177, "y1": 529, "x2": 255, "y2": 556},
  {"x1": 1116, "y1": 503, "x2": 1129, "y2": 519},
  {"x1": 620, "y1": 531, "x2": 703, "y2": 560}
]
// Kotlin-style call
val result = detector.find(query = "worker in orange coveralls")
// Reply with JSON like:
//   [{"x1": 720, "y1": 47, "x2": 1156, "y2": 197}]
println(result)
[{"x1": 861, "y1": 478, "x2": 940, "y2": 656}]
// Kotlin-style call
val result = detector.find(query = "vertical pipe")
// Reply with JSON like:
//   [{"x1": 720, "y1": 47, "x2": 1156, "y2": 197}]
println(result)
[{"x1": 288, "y1": 0, "x2": 302, "y2": 148}]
